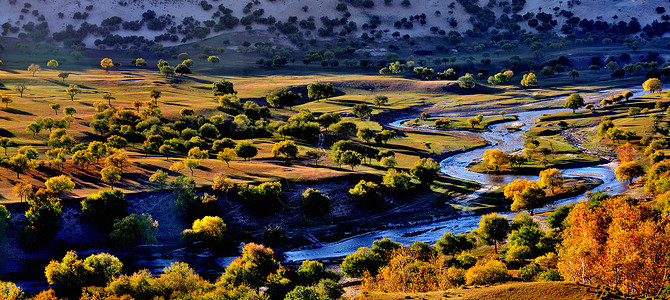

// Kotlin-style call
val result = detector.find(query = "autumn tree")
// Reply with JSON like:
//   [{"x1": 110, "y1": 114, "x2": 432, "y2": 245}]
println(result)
[
  {"x1": 272, "y1": 140, "x2": 300, "y2": 162},
  {"x1": 476, "y1": 213, "x2": 509, "y2": 253},
  {"x1": 642, "y1": 78, "x2": 663, "y2": 93},
  {"x1": 538, "y1": 168, "x2": 563, "y2": 194},
  {"x1": 65, "y1": 84, "x2": 81, "y2": 101},
  {"x1": 482, "y1": 149, "x2": 510, "y2": 171},
  {"x1": 101, "y1": 165, "x2": 122, "y2": 189},
  {"x1": 520, "y1": 72, "x2": 537, "y2": 87},
  {"x1": 504, "y1": 178, "x2": 546, "y2": 215},
  {"x1": 149, "y1": 170, "x2": 169, "y2": 189},
  {"x1": 45, "y1": 251, "x2": 92, "y2": 291},
  {"x1": 27, "y1": 64, "x2": 41, "y2": 76},
  {"x1": 9, "y1": 154, "x2": 36, "y2": 178},
  {"x1": 100, "y1": 58, "x2": 114, "y2": 72},
  {"x1": 218, "y1": 243, "x2": 280, "y2": 289},
  {"x1": 374, "y1": 95, "x2": 389, "y2": 107},
  {"x1": 0, "y1": 95, "x2": 11, "y2": 109},
  {"x1": 12, "y1": 182, "x2": 32, "y2": 202},
  {"x1": 410, "y1": 158, "x2": 440, "y2": 186},
  {"x1": 353, "y1": 104, "x2": 373, "y2": 119},
  {"x1": 45, "y1": 175, "x2": 75, "y2": 195},
  {"x1": 615, "y1": 161, "x2": 644, "y2": 186},
  {"x1": 103, "y1": 92, "x2": 115, "y2": 107},
  {"x1": 46, "y1": 59, "x2": 59, "y2": 69}
]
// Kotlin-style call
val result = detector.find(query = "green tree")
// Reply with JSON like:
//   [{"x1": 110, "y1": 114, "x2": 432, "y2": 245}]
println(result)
[
  {"x1": 410, "y1": 158, "x2": 440, "y2": 186},
  {"x1": 373, "y1": 95, "x2": 389, "y2": 107},
  {"x1": 521, "y1": 72, "x2": 538, "y2": 87},
  {"x1": 234, "y1": 141, "x2": 258, "y2": 161},
  {"x1": 476, "y1": 213, "x2": 510, "y2": 253},
  {"x1": 46, "y1": 59, "x2": 59, "y2": 69},
  {"x1": 101, "y1": 165, "x2": 122, "y2": 189},
  {"x1": 568, "y1": 69, "x2": 579, "y2": 79},
  {"x1": 64, "y1": 106, "x2": 76, "y2": 117},
  {"x1": 83, "y1": 252, "x2": 123, "y2": 286},
  {"x1": 348, "y1": 180, "x2": 382, "y2": 205},
  {"x1": 352, "y1": 104, "x2": 373, "y2": 119},
  {"x1": 182, "y1": 216, "x2": 227, "y2": 245},
  {"x1": 9, "y1": 154, "x2": 36, "y2": 179},
  {"x1": 217, "y1": 148, "x2": 237, "y2": 167},
  {"x1": 341, "y1": 247, "x2": 383, "y2": 277},
  {"x1": 207, "y1": 56, "x2": 220, "y2": 64},
  {"x1": 457, "y1": 73, "x2": 476, "y2": 89},
  {"x1": 212, "y1": 79, "x2": 236, "y2": 96},
  {"x1": 382, "y1": 168, "x2": 413, "y2": 193},
  {"x1": 149, "y1": 169, "x2": 169, "y2": 190},
  {"x1": 563, "y1": 93, "x2": 585, "y2": 113},
  {"x1": 357, "y1": 127, "x2": 376, "y2": 143},
  {"x1": 435, "y1": 232, "x2": 475, "y2": 255},
  {"x1": 218, "y1": 243, "x2": 280, "y2": 289},
  {"x1": 266, "y1": 89, "x2": 301, "y2": 109},
  {"x1": 45, "y1": 251, "x2": 92, "y2": 290},
  {"x1": 65, "y1": 84, "x2": 81, "y2": 101},
  {"x1": 108, "y1": 214, "x2": 158, "y2": 248},
  {"x1": 135, "y1": 58, "x2": 147, "y2": 67},
  {"x1": 301, "y1": 188, "x2": 331, "y2": 216},
  {"x1": 0, "y1": 95, "x2": 12, "y2": 109},
  {"x1": 57, "y1": 72, "x2": 69, "y2": 81},
  {"x1": 307, "y1": 82, "x2": 335, "y2": 102},
  {"x1": 81, "y1": 189, "x2": 128, "y2": 227},
  {"x1": 338, "y1": 150, "x2": 363, "y2": 170},
  {"x1": 28, "y1": 64, "x2": 41, "y2": 76},
  {"x1": 159, "y1": 66, "x2": 175, "y2": 78}
]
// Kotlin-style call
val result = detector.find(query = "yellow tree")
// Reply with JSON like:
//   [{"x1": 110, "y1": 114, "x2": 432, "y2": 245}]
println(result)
[
  {"x1": 538, "y1": 168, "x2": 563, "y2": 194},
  {"x1": 504, "y1": 178, "x2": 546, "y2": 215},
  {"x1": 615, "y1": 161, "x2": 644, "y2": 186},
  {"x1": 101, "y1": 165, "x2": 122, "y2": 189},
  {"x1": 100, "y1": 58, "x2": 114, "y2": 73},
  {"x1": 12, "y1": 182, "x2": 33, "y2": 202},
  {"x1": 642, "y1": 78, "x2": 663, "y2": 93},
  {"x1": 27, "y1": 64, "x2": 41, "y2": 77},
  {"x1": 482, "y1": 149, "x2": 510, "y2": 171},
  {"x1": 616, "y1": 142, "x2": 637, "y2": 163},
  {"x1": 65, "y1": 84, "x2": 81, "y2": 101}
]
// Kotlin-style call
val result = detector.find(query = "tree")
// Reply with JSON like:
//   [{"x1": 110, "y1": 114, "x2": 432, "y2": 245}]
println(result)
[
  {"x1": 159, "y1": 144, "x2": 174, "y2": 160},
  {"x1": 132, "y1": 100, "x2": 142, "y2": 113},
  {"x1": 615, "y1": 161, "x2": 644, "y2": 185},
  {"x1": 410, "y1": 158, "x2": 440, "y2": 186},
  {"x1": 488, "y1": 75, "x2": 500, "y2": 87},
  {"x1": 623, "y1": 90, "x2": 634, "y2": 101},
  {"x1": 467, "y1": 114, "x2": 483, "y2": 128},
  {"x1": 476, "y1": 213, "x2": 509, "y2": 253},
  {"x1": 563, "y1": 93, "x2": 585, "y2": 113},
  {"x1": 482, "y1": 149, "x2": 509, "y2": 171},
  {"x1": 457, "y1": 73, "x2": 476, "y2": 89},
  {"x1": 108, "y1": 214, "x2": 158, "y2": 248},
  {"x1": 0, "y1": 137, "x2": 14, "y2": 157},
  {"x1": 9, "y1": 154, "x2": 36, "y2": 178},
  {"x1": 643, "y1": 78, "x2": 663, "y2": 93},
  {"x1": 266, "y1": 89, "x2": 301, "y2": 109},
  {"x1": 219, "y1": 243, "x2": 280, "y2": 289},
  {"x1": 44, "y1": 251, "x2": 92, "y2": 291},
  {"x1": 217, "y1": 148, "x2": 237, "y2": 167},
  {"x1": 505, "y1": 179, "x2": 546, "y2": 215},
  {"x1": 45, "y1": 175, "x2": 75, "y2": 195},
  {"x1": 135, "y1": 58, "x2": 147, "y2": 67},
  {"x1": 435, "y1": 232, "x2": 475, "y2": 255},
  {"x1": 47, "y1": 59, "x2": 59, "y2": 69},
  {"x1": 81, "y1": 189, "x2": 128, "y2": 227},
  {"x1": 212, "y1": 79, "x2": 236, "y2": 96},
  {"x1": 100, "y1": 58, "x2": 114, "y2": 72},
  {"x1": 149, "y1": 169, "x2": 169, "y2": 189},
  {"x1": 307, "y1": 82, "x2": 335, "y2": 102},
  {"x1": 650, "y1": 113, "x2": 663, "y2": 127},
  {"x1": 341, "y1": 247, "x2": 383, "y2": 277},
  {"x1": 15, "y1": 83, "x2": 27, "y2": 98},
  {"x1": 184, "y1": 159, "x2": 201, "y2": 176},
  {"x1": 568, "y1": 69, "x2": 579, "y2": 79},
  {"x1": 382, "y1": 168, "x2": 413, "y2": 193},
  {"x1": 301, "y1": 188, "x2": 331, "y2": 215},
  {"x1": 0, "y1": 95, "x2": 12, "y2": 109},
  {"x1": 285, "y1": 286, "x2": 320, "y2": 300},
  {"x1": 272, "y1": 140, "x2": 300, "y2": 162},
  {"x1": 83, "y1": 253, "x2": 123, "y2": 286},
  {"x1": 28, "y1": 64, "x2": 41, "y2": 76},
  {"x1": 160, "y1": 66, "x2": 175, "y2": 78},
  {"x1": 373, "y1": 95, "x2": 389, "y2": 107},
  {"x1": 57, "y1": 72, "x2": 69, "y2": 81},
  {"x1": 0, "y1": 281, "x2": 23, "y2": 300},
  {"x1": 538, "y1": 168, "x2": 563, "y2": 194},
  {"x1": 183, "y1": 216, "x2": 226, "y2": 245},
  {"x1": 335, "y1": 150, "x2": 363, "y2": 170},
  {"x1": 374, "y1": 129, "x2": 395, "y2": 144},
  {"x1": 13, "y1": 182, "x2": 32, "y2": 202},
  {"x1": 357, "y1": 127, "x2": 376, "y2": 143},
  {"x1": 235, "y1": 141, "x2": 258, "y2": 161},
  {"x1": 352, "y1": 104, "x2": 373, "y2": 119},
  {"x1": 207, "y1": 56, "x2": 220, "y2": 64},
  {"x1": 521, "y1": 72, "x2": 537, "y2": 87},
  {"x1": 175, "y1": 64, "x2": 191, "y2": 76},
  {"x1": 101, "y1": 165, "x2": 122, "y2": 189},
  {"x1": 65, "y1": 84, "x2": 81, "y2": 101}
]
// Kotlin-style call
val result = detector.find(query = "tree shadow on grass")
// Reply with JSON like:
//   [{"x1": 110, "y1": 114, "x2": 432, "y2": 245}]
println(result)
[{"x1": 2, "y1": 108, "x2": 34, "y2": 116}]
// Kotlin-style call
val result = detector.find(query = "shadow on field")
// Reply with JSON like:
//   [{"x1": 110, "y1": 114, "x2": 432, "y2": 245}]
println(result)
[{"x1": 2, "y1": 108, "x2": 34, "y2": 116}]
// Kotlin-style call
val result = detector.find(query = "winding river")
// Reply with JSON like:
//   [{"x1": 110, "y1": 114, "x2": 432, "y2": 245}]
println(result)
[{"x1": 282, "y1": 89, "x2": 651, "y2": 262}]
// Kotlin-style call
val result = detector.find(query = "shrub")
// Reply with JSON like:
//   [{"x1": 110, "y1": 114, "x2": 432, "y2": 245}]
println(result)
[
  {"x1": 349, "y1": 180, "x2": 382, "y2": 206},
  {"x1": 382, "y1": 168, "x2": 413, "y2": 193},
  {"x1": 465, "y1": 259, "x2": 509, "y2": 285},
  {"x1": 237, "y1": 181, "x2": 282, "y2": 213},
  {"x1": 0, "y1": 281, "x2": 24, "y2": 300},
  {"x1": 284, "y1": 286, "x2": 320, "y2": 300},
  {"x1": 301, "y1": 188, "x2": 331, "y2": 216},
  {"x1": 182, "y1": 216, "x2": 226, "y2": 246},
  {"x1": 317, "y1": 279, "x2": 345, "y2": 299},
  {"x1": 456, "y1": 252, "x2": 477, "y2": 269},
  {"x1": 519, "y1": 262, "x2": 542, "y2": 282},
  {"x1": 538, "y1": 269, "x2": 563, "y2": 281}
]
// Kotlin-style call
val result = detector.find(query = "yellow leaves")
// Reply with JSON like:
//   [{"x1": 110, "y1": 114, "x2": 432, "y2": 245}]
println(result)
[
  {"x1": 100, "y1": 58, "x2": 114, "y2": 70},
  {"x1": 482, "y1": 149, "x2": 510, "y2": 171},
  {"x1": 642, "y1": 78, "x2": 663, "y2": 92}
]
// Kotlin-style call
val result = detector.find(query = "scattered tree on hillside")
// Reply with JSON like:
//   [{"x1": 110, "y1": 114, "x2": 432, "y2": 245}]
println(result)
[
  {"x1": 0, "y1": 95, "x2": 12, "y2": 109},
  {"x1": 65, "y1": 84, "x2": 81, "y2": 101},
  {"x1": 266, "y1": 89, "x2": 301, "y2": 109},
  {"x1": 101, "y1": 166, "x2": 122, "y2": 189},
  {"x1": 100, "y1": 58, "x2": 114, "y2": 72},
  {"x1": 235, "y1": 141, "x2": 258, "y2": 161},
  {"x1": 135, "y1": 58, "x2": 147, "y2": 67},
  {"x1": 15, "y1": 83, "x2": 27, "y2": 97},
  {"x1": 307, "y1": 82, "x2": 335, "y2": 102},
  {"x1": 212, "y1": 79, "x2": 236, "y2": 96},
  {"x1": 27, "y1": 64, "x2": 41, "y2": 77},
  {"x1": 410, "y1": 158, "x2": 440, "y2": 186},
  {"x1": 207, "y1": 56, "x2": 220, "y2": 64},
  {"x1": 47, "y1": 60, "x2": 59, "y2": 69},
  {"x1": 45, "y1": 175, "x2": 75, "y2": 195},
  {"x1": 563, "y1": 93, "x2": 585, "y2": 113},
  {"x1": 538, "y1": 168, "x2": 563, "y2": 194},
  {"x1": 272, "y1": 140, "x2": 300, "y2": 163},
  {"x1": 58, "y1": 72, "x2": 69, "y2": 81},
  {"x1": 521, "y1": 72, "x2": 537, "y2": 87},
  {"x1": 457, "y1": 73, "x2": 476, "y2": 89},
  {"x1": 373, "y1": 95, "x2": 389, "y2": 107},
  {"x1": 643, "y1": 78, "x2": 663, "y2": 93},
  {"x1": 352, "y1": 104, "x2": 373, "y2": 119},
  {"x1": 615, "y1": 161, "x2": 644, "y2": 186}
]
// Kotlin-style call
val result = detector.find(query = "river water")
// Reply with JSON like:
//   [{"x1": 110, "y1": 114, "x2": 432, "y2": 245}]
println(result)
[{"x1": 282, "y1": 88, "x2": 651, "y2": 262}]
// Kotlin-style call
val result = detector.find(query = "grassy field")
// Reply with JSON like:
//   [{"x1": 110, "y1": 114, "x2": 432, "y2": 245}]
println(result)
[{"x1": 356, "y1": 282, "x2": 599, "y2": 300}]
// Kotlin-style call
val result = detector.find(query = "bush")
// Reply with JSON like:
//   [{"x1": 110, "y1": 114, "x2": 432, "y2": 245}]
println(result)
[
  {"x1": 349, "y1": 180, "x2": 382, "y2": 206},
  {"x1": 465, "y1": 259, "x2": 509, "y2": 285},
  {"x1": 341, "y1": 247, "x2": 383, "y2": 277},
  {"x1": 0, "y1": 281, "x2": 24, "y2": 300},
  {"x1": 317, "y1": 279, "x2": 345, "y2": 300},
  {"x1": 538, "y1": 269, "x2": 563, "y2": 281},
  {"x1": 182, "y1": 216, "x2": 226, "y2": 246},
  {"x1": 284, "y1": 286, "x2": 320, "y2": 300},
  {"x1": 237, "y1": 181, "x2": 282, "y2": 213},
  {"x1": 301, "y1": 188, "x2": 331, "y2": 216},
  {"x1": 108, "y1": 214, "x2": 158, "y2": 248},
  {"x1": 519, "y1": 262, "x2": 542, "y2": 282},
  {"x1": 382, "y1": 168, "x2": 413, "y2": 193},
  {"x1": 456, "y1": 252, "x2": 477, "y2": 269},
  {"x1": 81, "y1": 189, "x2": 128, "y2": 228}
]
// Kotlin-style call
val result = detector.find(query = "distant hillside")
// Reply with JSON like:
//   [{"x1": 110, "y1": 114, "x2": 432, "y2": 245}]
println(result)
[{"x1": 0, "y1": 0, "x2": 668, "y2": 49}]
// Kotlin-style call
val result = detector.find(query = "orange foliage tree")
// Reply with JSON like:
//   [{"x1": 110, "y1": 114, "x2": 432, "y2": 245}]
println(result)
[{"x1": 558, "y1": 195, "x2": 670, "y2": 296}]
